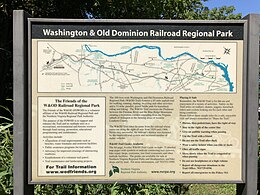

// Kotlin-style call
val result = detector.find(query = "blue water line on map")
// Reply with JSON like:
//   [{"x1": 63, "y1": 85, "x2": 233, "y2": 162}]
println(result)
[{"x1": 84, "y1": 45, "x2": 234, "y2": 92}]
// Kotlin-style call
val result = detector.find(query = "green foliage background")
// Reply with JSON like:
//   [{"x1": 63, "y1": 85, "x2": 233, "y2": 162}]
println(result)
[{"x1": 0, "y1": 0, "x2": 243, "y2": 194}]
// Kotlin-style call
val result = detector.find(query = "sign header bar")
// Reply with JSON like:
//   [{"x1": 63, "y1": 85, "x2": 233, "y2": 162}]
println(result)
[{"x1": 31, "y1": 23, "x2": 244, "y2": 40}]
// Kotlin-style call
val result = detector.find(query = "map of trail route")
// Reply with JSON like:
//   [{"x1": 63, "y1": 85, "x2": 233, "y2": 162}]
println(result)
[{"x1": 37, "y1": 41, "x2": 237, "y2": 93}]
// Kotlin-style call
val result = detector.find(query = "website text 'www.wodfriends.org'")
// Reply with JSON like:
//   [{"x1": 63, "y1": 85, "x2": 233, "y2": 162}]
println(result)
[{"x1": 46, "y1": 169, "x2": 97, "y2": 174}]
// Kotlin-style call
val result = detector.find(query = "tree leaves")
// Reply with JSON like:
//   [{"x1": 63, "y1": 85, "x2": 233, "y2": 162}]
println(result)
[
  {"x1": 0, "y1": 0, "x2": 242, "y2": 21},
  {"x1": 83, "y1": 0, "x2": 241, "y2": 20}
]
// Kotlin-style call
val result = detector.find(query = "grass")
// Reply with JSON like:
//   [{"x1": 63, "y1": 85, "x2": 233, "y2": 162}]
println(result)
[
  {"x1": 188, "y1": 184, "x2": 236, "y2": 195},
  {"x1": 33, "y1": 184, "x2": 236, "y2": 194},
  {"x1": 0, "y1": 100, "x2": 13, "y2": 194}
]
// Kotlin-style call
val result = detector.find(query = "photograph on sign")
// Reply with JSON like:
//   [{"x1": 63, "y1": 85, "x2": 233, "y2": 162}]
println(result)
[{"x1": 30, "y1": 21, "x2": 244, "y2": 182}]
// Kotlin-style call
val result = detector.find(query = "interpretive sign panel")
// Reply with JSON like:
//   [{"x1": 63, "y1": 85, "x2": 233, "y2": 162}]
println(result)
[{"x1": 29, "y1": 20, "x2": 245, "y2": 183}]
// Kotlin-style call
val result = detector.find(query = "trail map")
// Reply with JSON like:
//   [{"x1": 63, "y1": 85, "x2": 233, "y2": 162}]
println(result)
[{"x1": 38, "y1": 41, "x2": 236, "y2": 93}]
